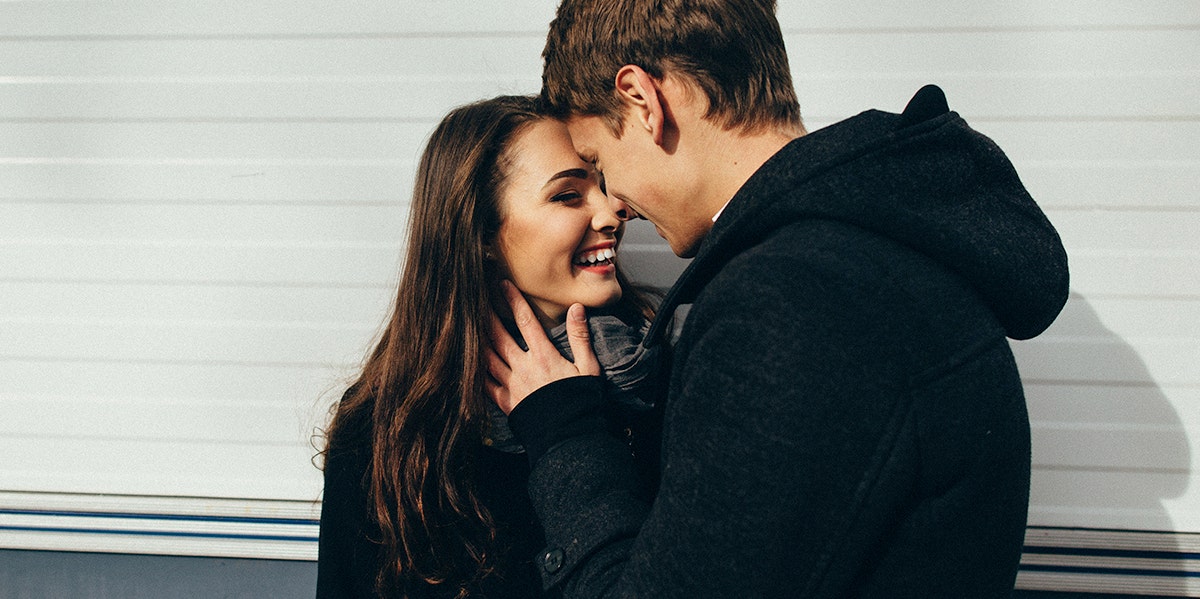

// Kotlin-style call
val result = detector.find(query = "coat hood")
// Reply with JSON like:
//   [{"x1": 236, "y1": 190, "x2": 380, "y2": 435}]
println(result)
[{"x1": 647, "y1": 85, "x2": 1069, "y2": 344}]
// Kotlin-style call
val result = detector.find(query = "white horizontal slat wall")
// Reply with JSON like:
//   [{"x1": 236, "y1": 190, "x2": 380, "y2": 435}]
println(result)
[
  {"x1": 1, "y1": 1, "x2": 1197, "y2": 591},
  {"x1": 785, "y1": 0, "x2": 1200, "y2": 528},
  {"x1": 773, "y1": 3, "x2": 1200, "y2": 593},
  {"x1": 0, "y1": 0, "x2": 565, "y2": 560}
]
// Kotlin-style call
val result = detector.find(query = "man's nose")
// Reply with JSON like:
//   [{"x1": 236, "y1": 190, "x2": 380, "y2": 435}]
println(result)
[{"x1": 610, "y1": 197, "x2": 640, "y2": 221}]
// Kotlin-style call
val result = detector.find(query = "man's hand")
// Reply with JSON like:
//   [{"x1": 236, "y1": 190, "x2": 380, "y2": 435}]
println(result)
[{"x1": 486, "y1": 280, "x2": 600, "y2": 414}]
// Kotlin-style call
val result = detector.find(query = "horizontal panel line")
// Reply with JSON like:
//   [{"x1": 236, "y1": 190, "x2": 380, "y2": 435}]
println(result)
[
  {"x1": 0, "y1": 525, "x2": 317, "y2": 544},
  {"x1": 0, "y1": 355, "x2": 356, "y2": 369},
  {"x1": 1033, "y1": 249, "x2": 1198, "y2": 258},
  {"x1": 1052, "y1": 206, "x2": 1200, "y2": 214},
  {"x1": 0, "y1": 75, "x2": 533, "y2": 84},
  {"x1": 0, "y1": 158, "x2": 1165, "y2": 169},
  {"x1": 0, "y1": 117, "x2": 436, "y2": 125},
  {"x1": 0, "y1": 278, "x2": 391, "y2": 289},
  {"x1": 0, "y1": 317, "x2": 374, "y2": 329},
  {"x1": 781, "y1": 24, "x2": 1200, "y2": 35},
  {"x1": 1025, "y1": 545, "x2": 1200, "y2": 561},
  {"x1": 793, "y1": 69, "x2": 1200, "y2": 79},
  {"x1": 5, "y1": 115, "x2": 1196, "y2": 126},
  {"x1": 971, "y1": 115, "x2": 1200, "y2": 124},
  {"x1": 1061, "y1": 293, "x2": 1200, "y2": 302},
  {"x1": 1021, "y1": 335, "x2": 1199, "y2": 344},
  {"x1": 1031, "y1": 464, "x2": 1193, "y2": 475},
  {"x1": 4, "y1": 71, "x2": 1194, "y2": 84},
  {"x1": 822, "y1": 114, "x2": 1200, "y2": 126},
  {"x1": 1021, "y1": 379, "x2": 1200, "y2": 390},
  {"x1": 1021, "y1": 159, "x2": 1200, "y2": 167},
  {"x1": 0, "y1": 31, "x2": 546, "y2": 42},
  {"x1": 0, "y1": 397, "x2": 332, "y2": 412},
  {"x1": 2, "y1": 25, "x2": 1197, "y2": 44},
  {"x1": 1065, "y1": 291, "x2": 1200, "y2": 302},
  {"x1": 0, "y1": 433, "x2": 314, "y2": 448},
  {"x1": 1030, "y1": 421, "x2": 1187, "y2": 433},
  {"x1": 1018, "y1": 563, "x2": 1200, "y2": 579},
  {"x1": 0, "y1": 239, "x2": 399, "y2": 249},
  {"x1": 0, "y1": 198, "x2": 401, "y2": 207},
  {"x1": 1025, "y1": 526, "x2": 1200, "y2": 549},
  {"x1": 0, "y1": 158, "x2": 404, "y2": 166},
  {"x1": 0, "y1": 490, "x2": 320, "y2": 509},
  {"x1": 0, "y1": 509, "x2": 317, "y2": 527}
]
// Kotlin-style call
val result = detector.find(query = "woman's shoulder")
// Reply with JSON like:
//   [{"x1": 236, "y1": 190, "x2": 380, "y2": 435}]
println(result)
[{"x1": 324, "y1": 383, "x2": 375, "y2": 453}]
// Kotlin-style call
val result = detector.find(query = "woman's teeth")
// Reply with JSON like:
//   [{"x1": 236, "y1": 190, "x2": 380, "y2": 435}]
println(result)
[{"x1": 575, "y1": 248, "x2": 616, "y2": 266}]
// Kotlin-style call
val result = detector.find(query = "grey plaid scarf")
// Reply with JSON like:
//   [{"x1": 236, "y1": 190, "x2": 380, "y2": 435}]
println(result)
[{"x1": 484, "y1": 307, "x2": 660, "y2": 454}]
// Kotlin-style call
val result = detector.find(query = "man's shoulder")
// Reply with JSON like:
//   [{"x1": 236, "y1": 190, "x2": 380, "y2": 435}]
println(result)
[
  {"x1": 690, "y1": 217, "x2": 951, "y2": 332},
  {"x1": 709, "y1": 218, "x2": 885, "y2": 286}
]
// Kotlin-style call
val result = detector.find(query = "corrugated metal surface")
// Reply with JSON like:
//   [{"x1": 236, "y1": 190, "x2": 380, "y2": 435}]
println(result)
[
  {"x1": 0, "y1": 0, "x2": 559, "y2": 504},
  {"x1": 1, "y1": 3, "x2": 1196, "y2": 593}
]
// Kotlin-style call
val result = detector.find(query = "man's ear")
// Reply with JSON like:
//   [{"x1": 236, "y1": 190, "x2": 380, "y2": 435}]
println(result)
[{"x1": 614, "y1": 65, "x2": 665, "y2": 146}]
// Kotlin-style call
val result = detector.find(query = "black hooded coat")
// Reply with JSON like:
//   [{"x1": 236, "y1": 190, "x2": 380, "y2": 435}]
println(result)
[{"x1": 507, "y1": 86, "x2": 1070, "y2": 598}]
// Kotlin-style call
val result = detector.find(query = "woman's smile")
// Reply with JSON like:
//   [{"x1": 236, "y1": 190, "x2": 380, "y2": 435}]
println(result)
[
  {"x1": 494, "y1": 119, "x2": 625, "y2": 326},
  {"x1": 573, "y1": 242, "x2": 617, "y2": 272}
]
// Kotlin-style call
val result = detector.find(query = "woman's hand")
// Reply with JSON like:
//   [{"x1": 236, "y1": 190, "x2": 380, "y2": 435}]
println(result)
[{"x1": 486, "y1": 281, "x2": 600, "y2": 414}]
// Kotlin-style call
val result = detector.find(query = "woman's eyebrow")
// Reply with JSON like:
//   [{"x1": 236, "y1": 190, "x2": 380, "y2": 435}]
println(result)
[{"x1": 541, "y1": 167, "x2": 590, "y2": 189}]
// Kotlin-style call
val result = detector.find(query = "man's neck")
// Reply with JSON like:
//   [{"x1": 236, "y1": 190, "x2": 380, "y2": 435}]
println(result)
[{"x1": 696, "y1": 125, "x2": 804, "y2": 219}]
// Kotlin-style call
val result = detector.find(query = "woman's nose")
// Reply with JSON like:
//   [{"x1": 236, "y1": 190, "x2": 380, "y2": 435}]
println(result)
[{"x1": 591, "y1": 197, "x2": 622, "y2": 232}]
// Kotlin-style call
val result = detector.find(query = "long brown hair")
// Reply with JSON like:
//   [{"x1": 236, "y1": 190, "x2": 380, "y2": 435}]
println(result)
[{"x1": 323, "y1": 95, "x2": 652, "y2": 597}]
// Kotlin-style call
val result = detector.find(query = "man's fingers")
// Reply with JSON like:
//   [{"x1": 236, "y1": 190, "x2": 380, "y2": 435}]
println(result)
[{"x1": 566, "y1": 303, "x2": 601, "y2": 375}]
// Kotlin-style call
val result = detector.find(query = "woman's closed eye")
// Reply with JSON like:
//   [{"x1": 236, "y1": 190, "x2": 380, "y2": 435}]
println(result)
[{"x1": 550, "y1": 190, "x2": 583, "y2": 204}]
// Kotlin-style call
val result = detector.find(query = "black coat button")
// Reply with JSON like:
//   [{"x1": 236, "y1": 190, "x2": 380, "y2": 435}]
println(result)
[{"x1": 542, "y1": 548, "x2": 564, "y2": 573}]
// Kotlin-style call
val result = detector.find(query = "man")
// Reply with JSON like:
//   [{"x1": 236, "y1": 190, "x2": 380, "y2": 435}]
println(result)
[{"x1": 486, "y1": 0, "x2": 1069, "y2": 596}]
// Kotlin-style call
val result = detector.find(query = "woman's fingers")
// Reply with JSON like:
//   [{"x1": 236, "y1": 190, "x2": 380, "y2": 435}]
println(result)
[
  {"x1": 484, "y1": 323, "x2": 520, "y2": 414},
  {"x1": 488, "y1": 306, "x2": 524, "y2": 358},
  {"x1": 486, "y1": 281, "x2": 601, "y2": 412},
  {"x1": 484, "y1": 344, "x2": 509, "y2": 381},
  {"x1": 501, "y1": 280, "x2": 552, "y2": 353}
]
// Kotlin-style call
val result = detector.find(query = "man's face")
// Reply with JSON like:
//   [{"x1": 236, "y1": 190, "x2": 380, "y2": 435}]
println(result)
[{"x1": 566, "y1": 114, "x2": 712, "y2": 258}]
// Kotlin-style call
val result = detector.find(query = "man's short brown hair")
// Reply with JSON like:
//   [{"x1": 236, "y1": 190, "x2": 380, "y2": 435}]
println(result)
[{"x1": 540, "y1": 0, "x2": 802, "y2": 135}]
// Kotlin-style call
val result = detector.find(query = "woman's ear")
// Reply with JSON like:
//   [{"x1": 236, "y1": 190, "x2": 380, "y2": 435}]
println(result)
[{"x1": 614, "y1": 65, "x2": 665, "y2": 146}]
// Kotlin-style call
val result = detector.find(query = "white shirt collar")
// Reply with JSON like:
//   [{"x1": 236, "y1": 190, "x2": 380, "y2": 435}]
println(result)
[{"x1": 712, "y1": 199, "x2": 733, "y2": 223}]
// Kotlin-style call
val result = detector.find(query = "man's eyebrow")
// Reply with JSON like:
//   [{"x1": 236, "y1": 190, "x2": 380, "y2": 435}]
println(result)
[{"x1": 541, "y1": 168, "x2": 590, "y2": 189}]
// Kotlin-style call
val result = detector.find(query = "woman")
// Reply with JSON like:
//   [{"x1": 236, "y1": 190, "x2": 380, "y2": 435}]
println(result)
[{"x1": 316, "y1": 96, "x2": 660, "y2": 599}]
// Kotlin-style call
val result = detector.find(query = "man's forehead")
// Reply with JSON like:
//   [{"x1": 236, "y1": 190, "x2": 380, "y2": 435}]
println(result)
[{"x1": 564, "y1": 115, "x2": 611, "y2": 160}]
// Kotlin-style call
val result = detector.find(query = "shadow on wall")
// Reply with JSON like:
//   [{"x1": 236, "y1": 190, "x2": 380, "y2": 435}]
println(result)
[{"x1": 1023, "y1": 294, "x2": 1192, "y2": 594}]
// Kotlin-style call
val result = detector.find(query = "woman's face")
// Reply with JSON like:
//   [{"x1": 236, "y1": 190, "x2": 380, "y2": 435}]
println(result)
[{"x1": 494, "y1": 119, "x2": 624, "y2": 327}]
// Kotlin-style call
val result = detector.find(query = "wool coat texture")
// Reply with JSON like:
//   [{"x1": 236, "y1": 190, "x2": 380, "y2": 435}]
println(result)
[
  {"x1": 316, "y1": 429, "x2": 547, "y2": 599},
  {"x1": 505, "y1": 86, "x2": 1070, "y2": 598},
  {"x1": 315, "y1": 308, "x2": 661, "y2": 599}
]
